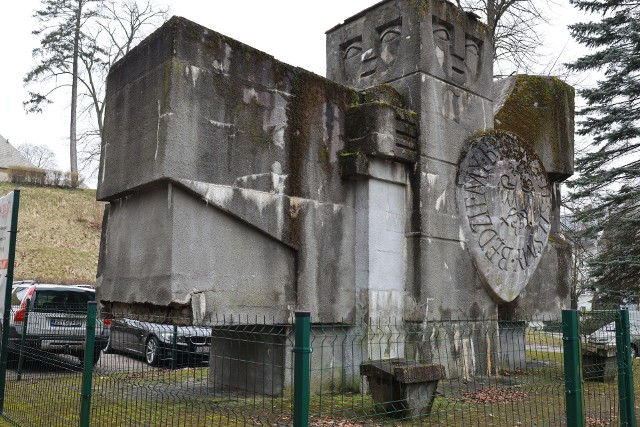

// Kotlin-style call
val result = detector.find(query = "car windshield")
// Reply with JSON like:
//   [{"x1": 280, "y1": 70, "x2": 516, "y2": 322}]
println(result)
[{"x1": 33, "y1": 290, "x2": 94, "y2": 312}]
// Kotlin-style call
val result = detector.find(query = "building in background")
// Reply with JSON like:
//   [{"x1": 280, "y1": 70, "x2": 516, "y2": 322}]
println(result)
[{"x1": 0, "y1": 134, "x2": 34, "y2": 181}]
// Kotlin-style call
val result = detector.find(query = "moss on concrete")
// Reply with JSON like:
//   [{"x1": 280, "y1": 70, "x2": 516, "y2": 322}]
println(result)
[
  {"x1": 494, "y1": 75, "x2": 575, "y2": 150},
  {"x1": 362, "y1": 84, "x2": 406, "y2": 107},
  {"x1": 284, "y1": 70, "x2": 358, "y2": 195}
]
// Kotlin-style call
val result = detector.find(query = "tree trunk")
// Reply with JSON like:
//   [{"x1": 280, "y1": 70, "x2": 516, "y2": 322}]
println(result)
[
  {"x1": 486, "y1": 0, "x2": 497, "y2": 46},
  {"x1": 70, "y1": 0, "x2": 82, "y2": 176}
]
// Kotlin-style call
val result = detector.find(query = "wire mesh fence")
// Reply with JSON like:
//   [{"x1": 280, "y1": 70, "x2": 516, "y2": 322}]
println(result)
[
  {"x1": 1, "y1": 302, "x2": 101, "y2": 427},
  {"x1": 0, "y1": 308, "x2": 636, "y2": 426},
  {"x1": 303, "y1": 318, "x2": 566, "y2": 426},
  {"x1": 91, "y1": 314, "x2": 297, "y2": 427},
  {"x1": 580, "y1": 310, "x2": 621, "y2": 425}
]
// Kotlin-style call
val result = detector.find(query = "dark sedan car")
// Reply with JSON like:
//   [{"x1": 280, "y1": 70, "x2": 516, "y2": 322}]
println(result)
[{"x1": 104, "y1": 318, "x2": 212, "y2": 366}]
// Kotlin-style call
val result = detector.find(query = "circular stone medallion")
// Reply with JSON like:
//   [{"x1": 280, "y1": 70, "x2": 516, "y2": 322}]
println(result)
[{"x1": 457, "y1": 131, "x2": 552, "y2": 302}]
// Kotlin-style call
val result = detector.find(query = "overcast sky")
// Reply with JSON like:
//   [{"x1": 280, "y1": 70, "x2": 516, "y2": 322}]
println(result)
[{"x1": 0, "y1": 1, "x2": 592, "y2": 187}]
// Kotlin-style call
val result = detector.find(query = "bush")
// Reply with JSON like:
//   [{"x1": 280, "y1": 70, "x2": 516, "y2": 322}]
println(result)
[
  {"x1": 50, "y1": 170, "x2": 63, "y2": 187},
  {"x1": 7, "y1": 166, "x2": 84, "y2": 189},
  {"x1": 8, "y1": 166, "x2": 46, "y2": 185}
]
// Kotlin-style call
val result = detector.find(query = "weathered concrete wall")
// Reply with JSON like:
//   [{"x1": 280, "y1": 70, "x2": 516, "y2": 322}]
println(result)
[
  {"x1": 328, "y1": 0, "x2": 497, "y2": 321},
  {"x1": 405, "y1": 320, "x2": 500, "y2": 378},
  {"x1": 499, "y1": 238, "x2": 573, "y2": 319},
  {"x1": 97, "y1": 187, "x2": 173, "y2": 305},
  {"x1": 100, "y1": 184, "x2": 297, "y2": 319},
  {"x1": 210, "y1": 324, "x2": 366, "y2": 396},
  {"x1": 97, "y1": 16, "x2": 360, "y2": 322},
  {"x1": 99, "y1": 17, "x2": 358, "y2": 202},
  {"x1": 98, "y1": 0, "x2": 574, "y2": 325}
]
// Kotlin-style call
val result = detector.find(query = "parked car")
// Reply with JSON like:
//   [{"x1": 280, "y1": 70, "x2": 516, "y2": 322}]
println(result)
[
  {"x1": 9, "y1": 280, "x2": 36, "y2": 303},
  {"x1": 104, "y1": 318, "x2": 212, "y2": 366},
  {"x1": 586, "y1": 312, "x2": 640, "y2": 358},
  {"x1": 5, "y1": 283, "x2": 109, "y2": 365}
]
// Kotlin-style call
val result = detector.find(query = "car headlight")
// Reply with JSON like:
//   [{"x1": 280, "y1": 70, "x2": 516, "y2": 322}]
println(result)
[{"x1": 159, "y1": 332, "x2": 188, "y2": 344}]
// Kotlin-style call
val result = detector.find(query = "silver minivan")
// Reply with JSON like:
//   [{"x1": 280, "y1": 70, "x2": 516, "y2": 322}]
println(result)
[{"x1": 6, "y1": 283, "x2": 109, "y2": 365}]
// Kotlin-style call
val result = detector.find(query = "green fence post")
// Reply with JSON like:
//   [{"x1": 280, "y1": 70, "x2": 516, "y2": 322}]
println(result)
[
  {"x1": 616, "y1": 309, "x2": 636, "y2": 427},
  {"x1": 293, "y1": 310, "x2": 311, "y2": 427},
  {"x1": 79, "y1": 301, "x2": 97, "y2": 427},
  {"x1": 0, "y1": 190, "x2": 20, "y2": 413},
  {"x1": 16, "y1": 301, "x2": 30, "y2": 381},
  {"x1": 562, "y1": 309, "x2": 585, "y2": 427},
  {"x1": 171, "y1": 324, "x2": 178, "y2": 370}
]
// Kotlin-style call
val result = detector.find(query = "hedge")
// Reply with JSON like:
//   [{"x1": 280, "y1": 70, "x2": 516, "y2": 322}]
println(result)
[{"x1": 7, "y1": 166, "x2": 83, "y2": 189}]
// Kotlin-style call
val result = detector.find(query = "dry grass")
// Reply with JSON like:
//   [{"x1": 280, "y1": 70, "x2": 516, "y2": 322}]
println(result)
[{"x1": 0, "y1": 182, "x2": 103, "y2": 285}]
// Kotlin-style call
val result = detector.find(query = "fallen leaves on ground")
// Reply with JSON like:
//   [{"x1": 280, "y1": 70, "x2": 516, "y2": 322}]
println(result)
[
  {"x1": 122, "y1": 368, "x2": 173, "y2": 380},
  {"x1": 309, "y1": 417, "x2": 387, "y2": 426},
  {"x1": 585, "y1": 417, "x2": 616, "y2": 427},
  {"x1": 586, "y1": 416, "x2": 613, "y2": 426},
  {"x1": 500, "y1": 368, "x2": 529, "y2": 376},
  {"x1": 457, "y1": 387, "x2": 528, "y2": 404}
]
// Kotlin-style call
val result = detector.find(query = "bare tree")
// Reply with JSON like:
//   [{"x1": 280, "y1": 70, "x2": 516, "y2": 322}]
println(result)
[
  {"x1": 17, "y1": 143, "x2": 59, "y2": 169},
  {"x1": 77, "y1": 0, "x2": 169, "y2": 174},
  {"x1": 562, "y1": 200, "x2": 599, "y2": 310},
  {"x1": 25, "y1": 0, "x2": 168, "y2": 179},
  {"x1": 456, "y1": 0, "x2": 554, "y2": 76}
]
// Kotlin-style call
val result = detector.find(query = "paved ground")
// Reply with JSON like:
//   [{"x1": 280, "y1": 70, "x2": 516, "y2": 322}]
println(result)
[{"x1": 1, "y1": 349, "x2": 151, "y2": 377}]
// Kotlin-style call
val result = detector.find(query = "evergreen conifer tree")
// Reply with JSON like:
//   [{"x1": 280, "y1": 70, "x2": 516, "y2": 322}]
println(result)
[
  {"x1": 24, "y1": 0, "x2": 103, "y2": 177},
  {"x1": 567, "y1": 0, "x2": 640, "y2": 304}
]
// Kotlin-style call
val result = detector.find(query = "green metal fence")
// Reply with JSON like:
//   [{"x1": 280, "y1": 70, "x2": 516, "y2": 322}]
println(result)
[
  {"x1": 575, "y1": 309, "x2": 638, "y2": 427},
  {"x1": 0, "y1": 308, "x2": 636, "y2": 426},
  {"x1": 304, "y1": 318, "x2": 566, "y2": 425}
]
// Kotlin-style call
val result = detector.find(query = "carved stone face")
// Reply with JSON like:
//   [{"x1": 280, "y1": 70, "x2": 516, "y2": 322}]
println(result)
[
  {"x1": 328, "y1": 0, "x2": 407, "y2": 88},
  {"x1": 327, "y1": 0, "x2": 492, "y2": 96},
  {"x1": 342, "y1": 18, "x2": 402, "y2": 84}
]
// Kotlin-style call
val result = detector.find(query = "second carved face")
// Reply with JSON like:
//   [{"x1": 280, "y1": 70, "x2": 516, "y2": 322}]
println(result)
[{"x1": 432, "y1": 16, "x2": 482, "y2": 86}]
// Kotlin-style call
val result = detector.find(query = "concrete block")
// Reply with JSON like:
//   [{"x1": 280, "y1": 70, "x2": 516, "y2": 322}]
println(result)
[
  {"x1": 493, "y1": 75, "x2": 575, "y2": 182},
  {"x1": 361, "y1": 359, "x2": 446, "y2": 418}
]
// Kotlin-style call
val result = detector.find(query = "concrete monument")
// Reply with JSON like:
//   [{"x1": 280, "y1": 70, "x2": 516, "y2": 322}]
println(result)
[{"x1": 96, "y1": 0, "x2": 574, "y2": 389}]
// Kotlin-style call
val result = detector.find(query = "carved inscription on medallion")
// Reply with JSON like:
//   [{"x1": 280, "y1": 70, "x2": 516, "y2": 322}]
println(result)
[{"x1": 457, "y1": 131, "x2": 552, "y2": 302}]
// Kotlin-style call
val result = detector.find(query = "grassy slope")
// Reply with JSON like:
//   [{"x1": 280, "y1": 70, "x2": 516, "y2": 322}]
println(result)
[{"x1": 0, "y1": 182, "x2": 102, "y2": 285}]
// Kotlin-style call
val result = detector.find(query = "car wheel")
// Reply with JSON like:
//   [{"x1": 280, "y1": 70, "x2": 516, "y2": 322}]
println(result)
[
  {"x1": 631, "y1": 345, "x2": 638, "y2": 359},
  {"x1": 91, "y1": 349, "x2": 101, "y2": 366},
  {"x1": 103, "y1": 335, "x2": 113, "y2": 354},
  {"x1": 79, "y1": 349, "x2": 101, "y2": 367},
  {"x1": 145, "y1": 336, "x2": 160, "y2": 366}
]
